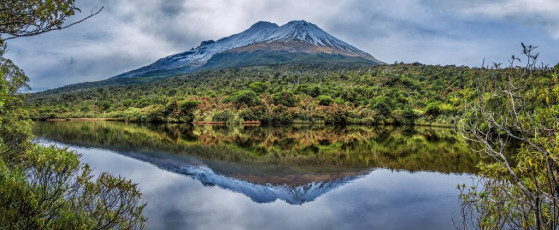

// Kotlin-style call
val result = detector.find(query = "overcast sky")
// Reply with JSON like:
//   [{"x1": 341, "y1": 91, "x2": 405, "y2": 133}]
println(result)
[{"x1": 4, "y1": 0, "x2": 559, "y2": 91}]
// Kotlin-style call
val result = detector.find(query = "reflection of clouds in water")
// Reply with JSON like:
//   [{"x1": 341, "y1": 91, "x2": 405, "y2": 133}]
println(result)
[
  {"x1": 321, "y1": 171, "x2": 471, "y2": 229},
  {"x1": 73, "y1": 145, "x2": 472, "y2": 230},
  {"x1": 78, "y1": 147, "x2": 184, "y2": 192}
]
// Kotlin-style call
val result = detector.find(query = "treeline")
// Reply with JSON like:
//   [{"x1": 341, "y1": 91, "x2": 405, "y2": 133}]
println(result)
[{"x1": 27, "y1": 63, "x2": 514, "y2": 125}]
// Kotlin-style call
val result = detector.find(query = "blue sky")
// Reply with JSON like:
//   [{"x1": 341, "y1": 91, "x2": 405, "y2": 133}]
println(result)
[{"x1": 3, "y1": 0, "x2": 559, "y2": 90}]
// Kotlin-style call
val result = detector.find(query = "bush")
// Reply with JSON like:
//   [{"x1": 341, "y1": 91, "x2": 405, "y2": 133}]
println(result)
[
  {"x1": 238, "y1": 109, "x2": 256, "y2": 121},
  {"x1": 179, "y1": 100, "x2": 200, "y2": 115},
  {"x1": 371, "y1": 95, "x2": 392, "y2": 118},
  {"x1": 272, "y1": 92, "x2": 297, "y2": 107},
  {"x1": 120, "y1": 99, "x2": 134, "y2": 108},
  {"x1": 212, "y1": 110, "x2": 234, "y2": 122},
  {"x1": 79, "y1": 105, "x2": 90, "y2": 112},
  {"x1": 135, "y1": 98, "x2": 151, "y2": 108},
  {"x1": 145, "y1": 105, "x2": 166, "y2": 123},
  {"x1": 223, "y1": 90, "x2": 259, "y2": 107},
  {"x1": 316, "y1": 95, "x2": 334, "y2": 106},
  {"x1": 165, "y1": 100, "x2": 179, "y2": 117},
  {"x1": 96, "y1": 100, "x2": 111, "y2": 111},
  {"x1": 401, "y1": 107, "x2": 417, "y2": 124},
  {"x1": 0, "y1": 145, "x2": 146, "y2": 229},
  {"x1": 249, "y1": 81, "x2": 269, "y2": 94},
  {"x1": 425, "y1": 102, "x2": 441, "y2": 117}
]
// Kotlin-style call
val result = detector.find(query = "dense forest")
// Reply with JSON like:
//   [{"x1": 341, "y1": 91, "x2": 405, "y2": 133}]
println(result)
[{"x1": 27, "y1": 63, "x2": 496, "y2": 126}]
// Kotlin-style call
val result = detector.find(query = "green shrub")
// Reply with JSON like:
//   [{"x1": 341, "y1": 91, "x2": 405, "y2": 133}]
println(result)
[
  {"x1": 249, "y1": 81, "x2": 269, "y2": 94},
  {"x1": 316, "y1": 95, "x2": 333, "y2": 106},
  {"x1": 79, "y1": 105, "x2": 90, "y2": 112},
  {"x1": 401, "y1": 107, "x2": 417, "y2": 124},
  {"x1": 273, "y1": 92, "x2": 297, "y2": 107},
  {"x1": 179, "y1": 100, "x2": 200, "y2": 114},
  {"x1": 96, "y1": 100, "x2": 111, "y2": 111},
  {"x1": 425, "y1": 102, "x2": 441, "y2": 117},
  {"x1": 135, "y1": 98, "x2": 151, "y2": 108},
  {"x1": 120, "y1": 99, "x2": 134, "y2": 108},
  {"x1": 223, "y1": 90, "x2": 259, "y2": 106},
  {"x1": 146, "y1": 105, "x2": 166, "y2": 122},
  {"x1": 212, "y1": 110, "x2": 234, "y2": 122},
  {"x1": 371, "y1": 95, "x2": 392, "y2": 118},
  {"x1": 165, "y1": 100, "x2": 179, "y2": 117},
  {"x1": 238, "y1": 109, "x2": 257, "y2": 121}
]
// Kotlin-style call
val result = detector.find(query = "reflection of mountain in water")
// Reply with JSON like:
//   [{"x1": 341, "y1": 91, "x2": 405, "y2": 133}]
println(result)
[
  {"x1": 34, "y1": 122, "x2": 480, "y2": 204},
  {"x1": 182, "y1": 165, "x2": 361, "y2": 204}
]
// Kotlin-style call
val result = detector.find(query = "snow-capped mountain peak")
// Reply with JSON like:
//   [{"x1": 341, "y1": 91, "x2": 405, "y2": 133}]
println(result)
[
  {"x1": 265, "y1": 20, "x2": 330, "y2": 45},
  {"x1": 262, "y1": 20, "x2": 370, "y2": 55},
  {"x1": 112, "y1": 20, "x2": 383, "y2": 79}
]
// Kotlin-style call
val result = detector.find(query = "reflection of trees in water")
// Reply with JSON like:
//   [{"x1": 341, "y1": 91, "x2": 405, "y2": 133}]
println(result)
[{"x1": 33, "y1": 121, "x2": 480, "y2": 173}]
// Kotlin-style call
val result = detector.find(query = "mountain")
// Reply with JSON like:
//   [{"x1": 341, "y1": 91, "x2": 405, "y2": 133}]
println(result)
[{"x1": 112, "y1": 20, "x2": 384, "y2": 79}]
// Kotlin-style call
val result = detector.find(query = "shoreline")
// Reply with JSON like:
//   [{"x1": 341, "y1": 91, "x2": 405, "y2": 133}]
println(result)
[
  {"x1": 38, "y1": 117, "x2": 452, "y2": 128},
  {"x1": 46, "y1": 118, "x2": 126, "y2": 122},
  {"x1": 192, "y1": 121, "x2": 262, "y2": 126}
]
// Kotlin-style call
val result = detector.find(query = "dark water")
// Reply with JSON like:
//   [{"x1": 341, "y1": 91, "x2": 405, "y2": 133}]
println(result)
[{"x1": 34, "y1": 121, "x2": 478, "y2": 230}]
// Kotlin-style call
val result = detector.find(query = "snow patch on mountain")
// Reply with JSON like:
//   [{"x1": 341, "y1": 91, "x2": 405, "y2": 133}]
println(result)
[{"x1": 150, "y1": 21, "x2": 279, "y2": 69}]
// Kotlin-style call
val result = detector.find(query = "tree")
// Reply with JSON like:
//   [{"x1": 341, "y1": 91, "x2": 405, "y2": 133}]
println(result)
[
  {"x1": 456, "y1": 44, "x2": 559, "y2": 229},
  {"x1": 96, "y1": 100, "x2": 111, "y2": 111},
  {"x1": 371, "y1": 95, "x2": 392, "y2": 119},
  {"x1": 0, "y1": 45, "x2": 31, "y2": 167},
  {"x1": 223, "y1": 90, "x2": 260, "y2": 107},
  {"x1": 249, "y1": 81, "x2": 269, "y2": 94},
  {"x1": 179, "y1": 100, "x2": 200, "y2": 115},
  {"x1": 316, "y1": 95, "x2": 333, "y2": 106},
  {"x1": 424, "y1": 101, "x2": 441, "y2": 117},
  {"x1": 212, "y1": 109, "x2": 234, "y2": 122},
  {"x1": 0, "y1": 1, "x2": 146, "y2": 228},
  {"x1": 0, "y1": 0, "x2": 102, "y2": 40},
  {"x1": 401, "y1": 107, "x2": 417, "y2": 124},
  {"x1": 272, "y1": 91, "x2": 297, "y2": 107},
  {"x1": 179, "y1": 100, "x2": 200, "y2": 122}
]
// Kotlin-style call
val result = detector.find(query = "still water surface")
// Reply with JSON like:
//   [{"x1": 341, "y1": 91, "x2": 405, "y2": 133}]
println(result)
[{"x1": 34, "y1": 121, "x2": 478, "y2": 230}]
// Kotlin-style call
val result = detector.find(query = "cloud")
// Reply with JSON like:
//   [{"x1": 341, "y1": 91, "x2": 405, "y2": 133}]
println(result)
[
  {"x1": 458, "y1": 0, "x2": 559, "y2": 39},
  {"x1": 2, "y1": 0, "x2": 558, "y2": 90}
]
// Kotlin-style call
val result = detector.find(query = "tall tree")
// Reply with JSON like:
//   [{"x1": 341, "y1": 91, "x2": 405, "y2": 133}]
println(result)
[{"x1": 0, "y1": 0, "x2": 102, "y2": 40}]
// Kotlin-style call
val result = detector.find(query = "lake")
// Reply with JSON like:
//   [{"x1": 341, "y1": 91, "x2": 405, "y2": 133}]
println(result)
[{"x1": 33, "y1": 121, "x2": 478, "y2": 230}]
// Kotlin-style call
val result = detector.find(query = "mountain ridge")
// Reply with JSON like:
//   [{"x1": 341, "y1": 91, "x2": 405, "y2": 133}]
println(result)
[{"x1": 112, "y1": 20, "x2": 383, "y2": 79}]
